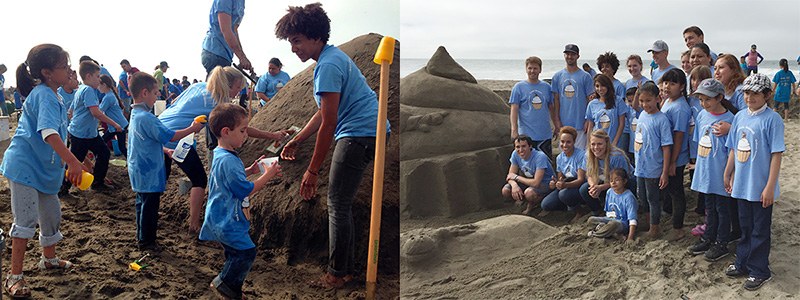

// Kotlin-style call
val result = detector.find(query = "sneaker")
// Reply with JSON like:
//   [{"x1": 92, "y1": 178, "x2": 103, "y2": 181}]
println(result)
[
  {"x1": 743, "y1": 276, "x2": 771, "y2": 291},
  {"x1": 703, "y1": 243, "x2": 729, "y2": 262},
  {"x1": 725, "y1": 264, "x2": 747, "y2": 278},
  {"x1": 691, "y1": 224, "x2": 706, "y2": 236},
  {"x1": 91, "y1": 182, "x2": 114, "y2": 192},
  {"x1": 688, "y1": 238, "x2": 712, "y2": 255}
]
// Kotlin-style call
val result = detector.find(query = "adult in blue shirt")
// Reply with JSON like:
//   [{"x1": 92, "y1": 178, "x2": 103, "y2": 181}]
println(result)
[
  {"x1": 201, "y1": 0, "x2": 252, "y2": 77},
  {"x1": 119, "y1": 59, "x2": 134, "y2": 117},
  {"x1": 552, "y1": 44, "x2": 594, "y2": 150},
  {"x1": 683, "y1": 26, "x2": 718, "y2": 62},
  {"x1": 275, "y1": 3, "x2": 391, "y2": 288},
  {"x1": 649, "y1": 40, "x2": 677, "y2": 86},
  {"x1": 255, "y1": 57, "x2": 292, "y2": 107}
]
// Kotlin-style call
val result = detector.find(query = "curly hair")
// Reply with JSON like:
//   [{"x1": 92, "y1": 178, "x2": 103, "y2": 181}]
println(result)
[
  {"x1": 596, "y1": 51, "x2": 620, "y2": 75},
  {"x1": 275, "y1": 2, "x2": 331, "y2": 43}
]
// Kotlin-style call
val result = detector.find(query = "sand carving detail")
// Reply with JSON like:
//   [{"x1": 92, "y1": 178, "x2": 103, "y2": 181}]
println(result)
[{"x1": 403, "y1": 110, "x2": 449, "y2": 132}]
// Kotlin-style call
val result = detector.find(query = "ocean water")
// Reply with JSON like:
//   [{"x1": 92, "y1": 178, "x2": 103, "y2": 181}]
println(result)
[{"x1": 401, "y1": 58, "x2": 789, "y2": 82}]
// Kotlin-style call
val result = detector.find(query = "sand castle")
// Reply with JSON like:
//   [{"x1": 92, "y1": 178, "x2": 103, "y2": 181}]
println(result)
[{"x1": 400, "y1": 46, "x2": 511, "y2": 218}]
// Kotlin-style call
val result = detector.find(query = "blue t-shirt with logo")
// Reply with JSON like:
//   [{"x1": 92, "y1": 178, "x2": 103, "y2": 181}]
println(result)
[
  {"x1": 597, "y1": 151, "x2": 634, "y2": 181},
  {"x1": 127, "y1": 104, "x2": 175, "y2": 193},
  {"x1": 691, "y1": 109, "x2": 734, "y2": 197},
  {"x1": 660, "y1": 96, "x2": 691, "y2": 167},
  {"x1": 634, "y1": 111, "x2": 674, "y2": 178},
  {"x1": 68, "y1": 85, "x2": 102, "y2": 139},
  {"x1": 202, "y1": 0, "x2": 245, "y2": 61},
  {"x1": 725, "y1": 108, "x2": 785, "y2": 202},
  {"x1": 603, "y1": 189, "x2": 638, "y2": 231},
  {"x1": 727, "y1": 84, "x2": 745, "y2": 111},
  {"x1": 585, "y1": 96, "x2": 626, "y2": 145},
  {"x1": 552, "y1": 69, "x2": 594, "y2": 130},
  {"x1": 772, "y1": 70, "x2": 797, "y2": 102},
  {"x1": 628, "y1": 106, "x2": 642, "y2": 152},
  {"x1": 0, "y1": 84, "x2": 69, "y2": 194},
  {"x1": 556, "y1": 147, "x2": 586, "y2": 180},
  {"x1": 57, "y1": 87, "x2": 76, "y2": 111},
  {"x1": 509, "y1": 80, "x2": 553, "y2": 141},
  {"x1": 159, "y1": 83, "x2": 214, "y2": 149},
  {"x1": 651, "y1": 65, "x2": 677, "y2": 84},
  {"x1": 510, "y1": 149, "x2": 555, "y2": 187},
  {"x1": 256, "y1": 70, "x2": 291, "y2": 106},
  {"x1": 625, "y1": 76, "x2": 649, "y2": 90},
  {"x1": 199, "y1": 147, "x2": 256, "y2": 250},
  {"x1": 100, "y1": 93, "x2": 128, "y2": 132},
  {"x1": 314, "y1": 44, "x2": 390, "y2": 140}
]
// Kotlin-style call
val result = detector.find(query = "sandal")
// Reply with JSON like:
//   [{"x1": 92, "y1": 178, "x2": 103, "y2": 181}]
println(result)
[
  {"x1": 38, "y1": 255, "x2": 73, "y2": 270},
  {"x1": 309, "y1": 273, "x2": 344, "y2": 289},
  {"x1": 4, "y1": 273, "x2": 31, "y2": 299}
]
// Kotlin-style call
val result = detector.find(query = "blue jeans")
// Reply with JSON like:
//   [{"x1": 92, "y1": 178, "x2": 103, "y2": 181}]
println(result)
[
  {"x1": 327, "y1": 136, "x2": 377, "y2": 277},
  {"x1": 637, "y1": 177, "x2": 663, "y2": 225},
  {"x1": 618, "y1": 132, "x2": 630, "y2": 152},
  {"x1": 135, "y1": 192, "x2": 161, "y2": 248},
  {"x1": 702, "y1": 193, "x2": 731, "y2": 244},
  {"x1": 213, "y1": 244, "x2": 257, "y2": 299},
  {"x1": 734, "y1": 199, "x2": 772, "y2": 279},
  {"x1": 540, "y1": 187, "x2": 582, "y2": 211},
  {"x1": 201, "y1": 50, "x2": 232, "y2": 79}
]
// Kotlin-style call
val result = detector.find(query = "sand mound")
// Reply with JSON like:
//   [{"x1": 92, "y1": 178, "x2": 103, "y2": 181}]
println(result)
[{"x1": 400, "y1": 46, "x2": 511, "y2": 218}]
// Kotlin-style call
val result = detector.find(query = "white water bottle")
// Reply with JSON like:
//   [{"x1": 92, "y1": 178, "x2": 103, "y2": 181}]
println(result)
[{"x1": 172, "y1": 133, "x2": 194, "y2": 163}]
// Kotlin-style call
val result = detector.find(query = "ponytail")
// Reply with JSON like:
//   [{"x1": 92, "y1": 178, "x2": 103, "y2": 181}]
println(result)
[
  {"x1": 100, "y1": 74, "x2": 123, "y2": 108},
  {"x1": 16, "y1": 63, "x2": 36, "y2": 97},
  {"x1": 780, "y1": 58, "x2": 789, "y2": 72},
  {"x1": 16, "y1": 44, "x2": 68, "y2": 97},
  {"x1": 206, "y1": 65, "x2": 244, "y2": 105}
]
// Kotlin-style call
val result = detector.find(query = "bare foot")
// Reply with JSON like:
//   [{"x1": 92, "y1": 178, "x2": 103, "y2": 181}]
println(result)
[
  {"x1": 522, "y1": 202, "x2": 535, "y2": 216},
  {"x1": 666, "y1": 228, "x2": 685, "y2": 241},
  {"x1": 647, "y1": 227, "x2": 659, "y2": 238},
  {"x1": 570, "y1": 207, "x2": 588, "y2": 223},
  {"x1": 514, "y1": 200, "x2": 524, "y2": 207}
]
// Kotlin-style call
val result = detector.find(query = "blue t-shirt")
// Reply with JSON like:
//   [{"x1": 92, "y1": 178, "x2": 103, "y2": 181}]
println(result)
[
  {"x1": 57, "y1": 87, "x2": 76, "y2": 111},
  {"x1": 202, "y1": 0, "x2": 245, "y2": 61},
  {"x1": 255, "y1": 71, "x2": 291, "y2": 105},
  {"x1": 510, "y1": 149, "x2": 555, "y2": 186},
  {"x1": 68, "y1": 85, "x2": 102, "y2": 139},
  {"x1": 612, "y1": 78, "x2": 626, "y2": 101},
  {"x1": 627, "y1": 106, "x2": 642, "y2": 152},
  {"x1": 691, "y1": 109, "x2": 734, "y2": 197},
  {"x1": 727, "y1": 84, "x2": 746, "y2": 111},
  {"x1": 634, "y1": 111, "x2": 674, "y2": 178},
  {"x1": 169, "y1": 83, "x2": 184, "y2": 97},
  {"x1": 314, "y1": 44, "x2": 390, "y2": 140},
  {"x1": 687, "y1": 96, "x2": 704, "y2": 159},
  {"x1": 660, "y1": 97, "x2": 691, "y2": 167},
  {"x1": 625, "y1": 76, "x2": 649, "y2": 90},
  {"x1": 0, "y1": 74, "x2": 4, "y2": 101},
  {"x1": 651, "y1": 65, "x2": 677, "y2": 84},
  {"x1": 556, "y1": 147, "x2": 586, "y2": 180},
  {"x1": 118, "y1": 71, "x2": 131, "y2": 98},
  {"x1": 0, "y1": 84, "x2": 69, "y2": 194},
  {"x1": 596, "y1": 151, "x2": 634, "y2": 181},
  {"x1": 509, "y1": 80, "x2": 553, "y2": 141},
  {"x1": 159, "y1": 83, "x2": 214, "y2": 149},
  {"x1": 585, "y1": 96, "x2": 626, "y2": 145},
  {"x1": 604, "y1": 189, "x2": 638, "y2": 230},
  {"x1": 726, "y1": 108, "x2": 785, "y2": 202},
  {"x1": 100, "y1": 93, "x2": 128, "y2": 132},
  {"x1": 199, "y1": 147, "x2": 256, "y2": 250},
  {"x1": 552, "y1": 69, "x2": 594, "y2": 130},
  {"x1": 127, "y1": 104, "x2": 175, "y2": 193},
  {"x1": 772, "y1": 70, "x2": 797, "y2": 102}
]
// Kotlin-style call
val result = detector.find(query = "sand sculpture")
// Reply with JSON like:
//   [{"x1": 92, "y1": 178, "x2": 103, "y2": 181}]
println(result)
[{"x1": 400, "y1": 46, "x2": 512, "y2": 218}]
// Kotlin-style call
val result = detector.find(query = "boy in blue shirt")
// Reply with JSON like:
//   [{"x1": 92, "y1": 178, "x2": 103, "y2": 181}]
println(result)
[
  {"x1": 127, "y1": 72, "x2": 203, "y2": 251},
  {"x1": 200, "y1": 103, "x2": 282, "y2": 299}
]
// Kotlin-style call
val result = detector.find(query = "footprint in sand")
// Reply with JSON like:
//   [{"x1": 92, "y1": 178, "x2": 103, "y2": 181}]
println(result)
[{"x1": 486, "y1": 277, "x2": 531, "y2": 289}]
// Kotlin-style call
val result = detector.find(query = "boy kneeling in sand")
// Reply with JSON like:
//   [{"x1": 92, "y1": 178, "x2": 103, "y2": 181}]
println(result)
[
  {"x1": 586, "y1": 168, "x2": 638, "y2": 245},
  {"x1": 502, "y1": 135, "x2": 555, "y2": 215}
]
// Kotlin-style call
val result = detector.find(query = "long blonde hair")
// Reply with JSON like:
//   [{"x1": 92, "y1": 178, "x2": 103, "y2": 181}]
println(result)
[
  {"x1": 206, "y1": 65, "x2": 244, "y2": 104},
  {"x1": 586, "y1": 129, "x2": 630, "y2": 181}
]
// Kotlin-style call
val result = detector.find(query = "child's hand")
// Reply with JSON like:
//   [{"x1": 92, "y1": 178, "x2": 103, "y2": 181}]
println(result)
[
  {"x1": 66, "y1": 160, "x2": 90, "y2": 187},
  {"x1": 761, "y1": 188, "x2": 775, "y2": 208},
  {"x1": 723, "y1": 173, "x2": 733, "y2": 194},
  {"x1": 113, "y1": 123, "x2": 123, "y2": 132},
  {"x1": 261, "y1": 160, "x2": 282, "y2": 180},
  {"x1": 246, "y1": 155, "x2": 266, "y2": 176},
  {"x1": 163, "y1": 147, "x2": 175, "y2": 157},
  {"x1": 242, "y1": 207, "x2": 251, "y2": 221},
  {"x1": 624, "y1": 238, "x2": 636, "y2": 249},
  {"x1": 659, "y1": 173, "x2": 669, "y2": 189},
  {"x1": 711, "y1": 121, "x2": 731, "y2": 137},
  {"x1": 191, "y1": 120, "x2": 204, "y2": 133},
  {"x1": 272, "y1": 130, "x2": 291, "y2": 140}
]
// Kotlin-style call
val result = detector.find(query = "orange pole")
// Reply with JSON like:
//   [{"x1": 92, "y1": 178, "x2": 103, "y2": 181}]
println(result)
[{"x1": 366, "y1": 36, "x2": 395, "y2": 300}]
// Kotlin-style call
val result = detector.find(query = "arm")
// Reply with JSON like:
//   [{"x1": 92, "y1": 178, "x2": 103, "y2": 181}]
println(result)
[
  {"x1": 505, "y1": 164, "x2": 524, "y2": 201},
  {"x1": 551, "y1": 92, "x2": 562, "y2": 134},
  {"x1": 757, "y1": 53, "x2": 764, "y2": 64},
  {"x1": 217, "y1": 12, "x2": 250, "y2": 70},
  {"x1": 668, "y1": 131, "x2": 684, "y2": 176},
  {"x1": 586, "y1": 120, "x2": 595, "y2": 145},
  {"x1": 246, "y1": 126, "x2": 289, "y2": 141},
  {"x1": 44, "y1": 134, "x2": 88, "y2": 186},
  {"x1": 256, "y1": 92, "x2": 270, "y2": 103},
  {"x1": 761, "y1": 152, "x2": 782, "y2": 207},
  {"x1": 563, "y1": 169, "x2": 586, "y2": 189},
  {"x1": 627, "y1": 225, "x2": 636, "y2": 241},
  {"x1": 89, "y1": 106, "x2": 122, "y2": 131},
  {"x1": 518, "y1": 168, "x2": 546, "y2": 189},
  {"x1": 660, "y1": 145, "x2": 671, "y2": 189},
  {"x1": 723, "y1": 149, "x2": 736, "y2": 194},
  {"x1": 612, "y1": 114, "x2": 625, "y2": 146},
  {"x1": 300, "y1": 92, "x2": 339, "y2": 199},
  {"x1": 280, "y1": 110, "x2": 323, "y2": 160},
  {"x1": 548, "y1": 101, "x2": 558, "y2": 133},
  {"x1": 510, "y1": 103, "x2": 519, "y2": 139},
  {"x1": 170, "y1": 120, "x2": 203, "y2": 142}
]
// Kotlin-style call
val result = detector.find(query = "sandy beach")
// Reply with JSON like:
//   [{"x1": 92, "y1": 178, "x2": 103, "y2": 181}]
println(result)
[{"x1": 400, "y1": 71, "x2": 800, "y2": 299}]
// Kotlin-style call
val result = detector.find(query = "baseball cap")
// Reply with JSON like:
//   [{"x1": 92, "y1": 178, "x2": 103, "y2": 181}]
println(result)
[
  {"x1": 647, "y1": 40, "x2": 669, "y2": 53},
  {"x1": 741, "y1": 73, "x2": 771, "y2": 93},
  {"x1": 693, "y1": 79, "x2": 725, "y2": 98},
  {"x1": 564, "y1": 44, "x2": 579, "y2": 55},
  {"x1": 160, "y1": 61, "x2": 169, "y2": 68}
]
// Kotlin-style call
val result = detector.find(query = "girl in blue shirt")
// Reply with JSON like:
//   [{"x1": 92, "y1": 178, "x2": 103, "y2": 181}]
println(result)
[
  {"x1": 722, "y1": 74, "x2": 784, "y2": 290},
  {"x1": 581, "y1": 129, "x2": 634, "y2": 217},
  {"x1": 586, "y1": 74, "x2": 625, "y2": 147},
  {"x1": 540, "y1": 126, "x2": 587, "y2": 222},
  {"x1": 587, "y1": 168, "x2": 638, "y2": 243},
  {"x1": 771, "y1": 58, "x2": 796, "y2": 120},
  {"x1": 658, "y1": 68, "x2": 691, "y2": 240},
  {"x1": 98, "y1": 75, "x2": 129, "y2": 157},
  {"x1": 0, "y1": 44, "x2": 89, "y2": 298},
  {"x1": 687, "y1": 66, "x2": 713, "y2": 219}
]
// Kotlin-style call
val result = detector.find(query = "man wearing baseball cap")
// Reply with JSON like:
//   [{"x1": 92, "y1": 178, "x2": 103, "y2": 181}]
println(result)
[
  {"x1": 648, "y1": 40, "x2": 676, "y2": 85},
  {"x1": 154, "y1": 61, "x2": 169, "y2": 99},
  {"x1": 551, "y1": 43, "x2": 594, "y2": 150}
]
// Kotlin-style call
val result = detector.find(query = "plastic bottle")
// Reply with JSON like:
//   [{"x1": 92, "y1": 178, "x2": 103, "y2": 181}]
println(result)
[{"x1": 172, "y1": 133, "x2": 194, "y2": 163}]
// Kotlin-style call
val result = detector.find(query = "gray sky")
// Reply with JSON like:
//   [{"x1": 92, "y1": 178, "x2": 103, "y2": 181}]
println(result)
[
  {"x1": 400, "y1": 0, "x2": 799, "y2": 61},
  {"x1": 2, "y1": 0, "x2": 399, "y2": 87}
]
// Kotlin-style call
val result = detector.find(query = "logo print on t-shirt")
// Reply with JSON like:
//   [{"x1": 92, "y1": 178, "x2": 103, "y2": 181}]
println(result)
[
  {"x1": 564, "y1": 166, "x2": 573, "y2": 178},
  {"x1": 736, "y1": 131, "x2": 751, "y2": 162},
  {"x1": 532, "y1": 93, "x2": 542, "y2": 110},
  {"x1": 523, "y1": 167, "x2": 533, "y2": 178},
  {"x1": 564, "y1": 82, "x2": 575, "y2": 98}
]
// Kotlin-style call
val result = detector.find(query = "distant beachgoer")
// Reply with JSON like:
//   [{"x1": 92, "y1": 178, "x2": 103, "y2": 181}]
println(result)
[
  {"x1": 552, "y1": 44, "x2": 594, "y2": 150},
  {"x1": 0, "y1": 63, "x2": 7, "y2": 116},
  {"x1": 715, "y1": 54, "x2": 747, "y2": 111},
  {"x1": 581, "y1": 129, "x2": 634, "y2": 217},
  {"x1": 682, "y1": 26, "x2": 718, "y2": 61},
  {"x1": 540, "y1": 126, "x2": 588, "y2": 222},
  {"x1": 201, "y1": 0, "x2": 251, "y2": 76},
  {"x1": 743, "y1": 44, "x2": 764, "y2": 76},
  {"x1": 740, "y1": 56, "x2": 748, "y2": 75},
  {"x1": 153, "y1": 61, "x2": 169, "y2": 98},
  {"x1": 118, "y1": 59, "x2": 135, "y2": 117},
  {"x1": 509, "y1": 56, "x2": 554, "y2": 160},
  {"x1": 771, "y1": 58, "x2": 797, "y2": 120},
  {"x1": 648, "y1": 40, "x2": 677, "y2": 86},
  {"x1": 501, "y1": 135, "x2": 555, "y2": 216},
  {"x1": 181, "y1": 75, "x2": 191, "y2": 90},
  {"x1": 586, "y1": 167, "x2": 638, "y2": 244},
  {"x1": 255, "y1": 57, "x2": 291, "y2": 107},
  {"x1": 582, "y1": 63, "x2": 597, "y2": 78}
]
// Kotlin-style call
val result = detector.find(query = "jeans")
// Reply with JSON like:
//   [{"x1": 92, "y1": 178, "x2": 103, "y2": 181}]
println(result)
[
  {"x1": 689, "y1": 169, "x2": 705, "y2": 214},
  {"x1": 618, "y1": 132, "x2": 630, "y2": 152},
  {"x1": 213, "y1": 244, "x2": 257, "y2": 299},
  {"x1": 69, "y1": 134, "x2": 110, "y2": 183},
  {"x1": 327, "y1": 136, "x2": 376, "y2": 277},
  {"x1": 201, "y1": 50, "x2": 232, "y2": 79},
  {"x1": 734, "y1": 199, "x2": 772, "y2": 279},
  {"x1": 637, "y1": 177, "x2": 663, "y2": 225},
  {"x1": 663, "y1": 165, "x2": 686, "y2": 229},
  {"x1": 702, "y1": 193, "x2": 731, "y2": 244},
  {"x1": 135, "y1": 192, "x2": 161, "y2": 248},
  {"x1": 540, "y1": 187, "x2": 582, "y2": 211},
  {"x1": 102, "y1": 128, "x2": 127, "y2": 157}
]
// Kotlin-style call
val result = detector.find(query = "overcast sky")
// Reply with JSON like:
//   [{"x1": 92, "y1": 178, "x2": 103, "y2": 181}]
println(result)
[
  {"x1": 400, "y1": 0, "x2": 799, "y2": 61},
  {"x1": 2, "y1": 0, "x2": 398, "y2": 88}
]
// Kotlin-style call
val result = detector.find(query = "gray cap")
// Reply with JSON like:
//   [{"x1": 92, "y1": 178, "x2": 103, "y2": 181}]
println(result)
[
  {"x1": 693, "y1": 78, "x2": 725, "y2": 97},
  {"x1": 741, "y1": 73, "x2": 771, "y2": 93},
  {"x1": 0, "y1": 63, "x2": 7, "y2": 74},
  {"x1": 647, "y1": 40, "x2": 669, "y2": 53}
]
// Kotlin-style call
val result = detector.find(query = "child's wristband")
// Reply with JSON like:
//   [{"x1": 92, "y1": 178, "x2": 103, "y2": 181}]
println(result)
[{"x1": 242, "y1": 197, "x2": 250, "y2": 208}]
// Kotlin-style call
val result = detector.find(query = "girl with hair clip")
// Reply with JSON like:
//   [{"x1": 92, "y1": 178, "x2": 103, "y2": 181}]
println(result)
[
  {"x1": 0, "y1": 44, "x2": 90, "y2": 298},
  {"x1": 658, "y1": 68, "x2": 691, "y2": 240},
  {"x1": 580, "y1": 129, "x2": 634, "y2": 218},
  {"x1": 771, "y1": 58, "x2": 796, "y2": 120},
  {"x1": 158, "y1": 65, "x2": 289, "y2": 233},
  {"x1": 98, "y1": 74, "x2": 129, "y2": 157},
  {"x1": 586, "y1": 74, "x2": 626, "y2": 148}
]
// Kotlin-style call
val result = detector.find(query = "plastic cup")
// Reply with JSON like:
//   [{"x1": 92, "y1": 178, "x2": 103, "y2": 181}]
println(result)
[
  {"x1": 66, "y1": 170, "x2": 94, "y2": 190},
  {"x1": 257, "y1": 157, "x2": 279, "y2": 174}
]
